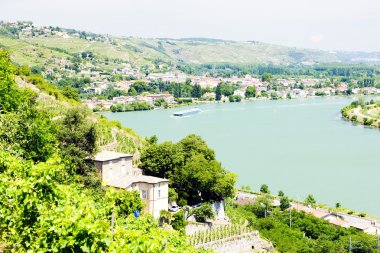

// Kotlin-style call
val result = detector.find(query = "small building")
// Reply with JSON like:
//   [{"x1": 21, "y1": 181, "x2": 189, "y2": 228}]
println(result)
[
  {"x1": 93, "y1": 151, "x2": 168, "y2": 219},
  {"x1": 233, "y1": 89, "x2": 245, "y2": 98}
]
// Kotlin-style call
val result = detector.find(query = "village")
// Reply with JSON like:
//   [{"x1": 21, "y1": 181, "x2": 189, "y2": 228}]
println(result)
[{"x1": 82, "y1": 72, "x2": 380, "y2": 111}]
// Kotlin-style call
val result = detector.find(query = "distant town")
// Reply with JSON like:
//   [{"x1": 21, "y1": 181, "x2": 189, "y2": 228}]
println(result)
[{"x1": 83, "y1": 72, "x2": 380, "y2": 112}]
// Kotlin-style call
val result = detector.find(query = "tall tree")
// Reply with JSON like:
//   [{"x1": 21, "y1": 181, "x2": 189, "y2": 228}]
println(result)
[
  {"x1": 191, "y1": 84, "x2": 202, "y2": 98},
  {"x1": 215, "y1": 84, "x2": 222, "y2": 101}
]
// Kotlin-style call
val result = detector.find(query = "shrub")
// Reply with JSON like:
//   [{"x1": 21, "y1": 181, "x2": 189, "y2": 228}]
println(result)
[
  {"x1": 260, "y1": 184, "x2": 270, "y2": 194},
  {"x1": 192, "y1": 204, "x2": 215, "y2": 222},
  {"x1": 172, "y1": 211, "x2": 187, "y2": 234}
]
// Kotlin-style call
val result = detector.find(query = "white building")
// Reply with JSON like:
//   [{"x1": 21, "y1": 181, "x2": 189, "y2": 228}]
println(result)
[
  {"x1": 93, "y1": 151, "x2": 169, "y2": 219},
  {"x1": 233, "y1": 89, "x2": 245, "y2": 98}
]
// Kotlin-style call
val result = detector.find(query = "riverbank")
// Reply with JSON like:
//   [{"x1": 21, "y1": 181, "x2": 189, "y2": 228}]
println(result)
[
  {"x1": 341, "y1": 99, "x2": 380, "y2": 129},
  {"x1": 95, "y1": 93, "x2": 374, "y2": 114},
  {"x1": 237, "y1": 189, "x2": 380, "y2": 233}
]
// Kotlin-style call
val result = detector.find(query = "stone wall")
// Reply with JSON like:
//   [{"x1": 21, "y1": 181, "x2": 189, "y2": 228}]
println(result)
[
  {"x1": 195, "y1": 231, "x2": 273, "y2": 253},
  {"x1": 186, "y1": 222, "x2": 213, "y2": 235}
]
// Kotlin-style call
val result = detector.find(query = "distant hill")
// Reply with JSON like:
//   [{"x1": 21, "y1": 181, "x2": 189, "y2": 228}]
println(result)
[{"x1": 0, "y1": 21, "x2": 379, "y2": 76}]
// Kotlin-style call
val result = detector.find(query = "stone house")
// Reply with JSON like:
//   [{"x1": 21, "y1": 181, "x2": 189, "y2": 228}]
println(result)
[{"x1": 93, "y1": 151, "x2": 168, "y2": 219}]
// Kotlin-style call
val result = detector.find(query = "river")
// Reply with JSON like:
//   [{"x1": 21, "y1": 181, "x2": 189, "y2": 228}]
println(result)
[{"x1": 102, "y1": 97, "x2": 380, "y2": 215}]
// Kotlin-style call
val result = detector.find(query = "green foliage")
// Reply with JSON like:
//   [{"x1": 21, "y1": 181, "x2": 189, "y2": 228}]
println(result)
[
  {"x1": 226, "y1": 199, "x2": 378, "y2": 253},
  {"x1": 0, "y1": 49, "x2": 23, "y2": 113},
  {"x1": 245, "y1": 86, "x2": 256, "y2": 98},
  {"x1": 280, "y1": 197, "x2": 291, "y2": 211},
  {"x1": 261, "y1": 72, "x2": 273, "y2": 82},
  {"x1": 154, "y1": 98, "x2": 168, "y2": 107},
  {"x1": 0, "y1": 49, "x2": 199, "y2": 253},
  {"x1": 140, "y1": 135, "x2": 236, "y2": 204},
  {"x1": 110, "y1": 101, "x2": 153, "y2": 113},
  {"x1": 169, "y1": 188, "x2": 179, "y2": 202},
  {"x1": 305, "y1": 194, "x2": 316, "y2": 206},
  {"x1": 172, "y1": 211, "x2": 187, "y2": 234},
  {"x1": 228, "y1": 94, "x2": 242, "y2": 102},
  {"x1": 61, "y1": 86, "x2": 80, "y2": 101},
  {"x1": 55, "y1": 107, "x2": 97, "y2": 177},
  {"x1": 178, "y1": 134, "x2": 216, "y2": 162},
  {"x1": 26, "y1": 74, "x2": 71, "y2": 101},
  {"x1": 215, "y1": 84, "x2": 222, "y2": 101},
  {"x1": 260, "y1": 184, "x2": 270, "y2": 194},
  {"x1": 315, "y1": 90, "x2": 326, "y2": 96},
  {"x1": 217, "y1": 82, "x2": 238, "y2": 97},
  {"x1": 140, "y1": 141, "x2": 184, "y2": 179},
  {"x1": 191, "y1": 84, "x2": 202, "y2": 98},
  {"x1": 192, "y1": 204, "x2": 216, "y2": 222}
]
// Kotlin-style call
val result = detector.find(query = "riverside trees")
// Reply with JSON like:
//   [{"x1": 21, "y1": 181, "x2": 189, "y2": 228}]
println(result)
[{"x1": 140, "y1": 134, "x2": 237, "y2": 205}]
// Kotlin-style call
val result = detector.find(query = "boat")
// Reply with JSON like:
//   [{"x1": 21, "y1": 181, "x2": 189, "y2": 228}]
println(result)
[{"x1": 173, "y1": 107, "x2": 201, "y2": 117}]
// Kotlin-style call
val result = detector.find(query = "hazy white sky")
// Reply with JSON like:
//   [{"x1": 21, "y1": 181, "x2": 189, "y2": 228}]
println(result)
[{"x1": 1, "y1": 0, "x2": 379, "y2": 51}]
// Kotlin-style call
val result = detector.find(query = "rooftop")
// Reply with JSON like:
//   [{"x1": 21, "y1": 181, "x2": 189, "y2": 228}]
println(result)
[
  {"x1": 93, "y1": 151, "x2": 133, "y2": 162},
  {"x1": 133, "y1": 175, "x2": 169, "y2": 184}
]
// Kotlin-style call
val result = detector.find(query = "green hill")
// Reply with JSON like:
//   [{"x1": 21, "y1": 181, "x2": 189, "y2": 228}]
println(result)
[{"x1": 1, "y1": 21, "x2": 379, "y2": 79}]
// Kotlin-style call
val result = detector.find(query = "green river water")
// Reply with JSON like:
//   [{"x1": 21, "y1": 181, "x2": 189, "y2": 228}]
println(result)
[{"x1": 103, "y1": 97, "x2": 380, "y2": 215}]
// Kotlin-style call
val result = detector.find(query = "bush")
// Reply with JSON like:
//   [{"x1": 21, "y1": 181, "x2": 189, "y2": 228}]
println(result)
[
  {"x1": 228, "y1": 95, "x2": 242, "y2": 102},
  {"x1": 260, "y1": 184, "x2": 270, "y2": 194},
  {"x1": 192, "y1": 204, "x2": 215, "y2": 222},
  {"x1": 172, "y1": 211, "x2": 187, "y2": 234},
  {"x1": 363, "y1": 117, "x2": 373, "y2": 126}
]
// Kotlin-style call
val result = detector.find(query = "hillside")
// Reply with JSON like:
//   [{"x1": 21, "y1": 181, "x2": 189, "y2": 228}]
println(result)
[
  {"x1": 1, "y1": 21, "x2": 380, "y2": 79},
  {"x1": 0, "y1": 48, "x2": 205, "y2": 252}
]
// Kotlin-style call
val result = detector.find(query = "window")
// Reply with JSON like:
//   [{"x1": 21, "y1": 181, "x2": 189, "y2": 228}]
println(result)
[
  {"x1": 109, "y1": 160, "x2": 113, "y2": 169},
  {"x1": 158, "y1": 190, "x2": 161, "y2": 198},
  {"x1": 141, "y1": 190, "x2": 148, "y2": 199},
  {"x1": 121, "y1": 158, "x2": 125, "y2": 166}
]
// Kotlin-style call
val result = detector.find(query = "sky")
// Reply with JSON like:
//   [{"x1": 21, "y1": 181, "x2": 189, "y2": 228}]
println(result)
[{"x1": 1, "y1": 0, "x2": 379, "y2": 52}]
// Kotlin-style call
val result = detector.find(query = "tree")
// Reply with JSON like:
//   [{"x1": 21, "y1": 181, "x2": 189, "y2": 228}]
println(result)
[
  {"x1": 0, "y1": 49, "x2": 24, "y2": 113},
  {"x1": 140, "y1": 135, "x2": 236, "y2": 205},
  {"x1": 245, "y1": 86, "x2": 256, "y2": 98},
  {"x1": 215, "y1": 84, "x2": 222, "y2": 101},
  {"x1": 191, "y1": 84, "x2": 202, "y2": 98},
  {"x1": 55, "y1": 108, "x2": 97, "y2": 176},
  {"x1": 169, "y1": 188, "x2": 178, "y2": 202},
  {"x1": 260, "y1": 184, "x2": 270, "y2": 194},
  {"x1": 280, "y1": 197, "x2": 290, "y2": 211},
  {"x1": 61, "y1": 86, "x2": 80, "y2": 101},
  {"x1": 140, "y1": 141, "x2": 184, "y2": 179},
  {"x1": 178, "y1": 134, "x2": 215, "y2": 162},
  {"x1": 173, "y1": 154, "x2": 236, "y2": 204},
  {"x1": 145, "y1": 135, "x2": 158, "y2": 145},
  {"x1": 278, "y1": 190, "x2": 284, "y2": 197},
  {"x1": 128, "y1": 87, "x2": 138, "y2": 96},
  {"x1": 305, "y1": 194, "x2": 316, "y2": 206},
  {"x1": 261, "y1": 72, "x2": 273, "y2": 82}
]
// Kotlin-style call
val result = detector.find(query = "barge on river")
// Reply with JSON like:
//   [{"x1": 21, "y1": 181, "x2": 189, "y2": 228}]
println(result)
[{"x1": 173, "y1": 107, "x2": 201, "y2": 117}]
